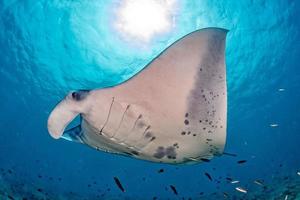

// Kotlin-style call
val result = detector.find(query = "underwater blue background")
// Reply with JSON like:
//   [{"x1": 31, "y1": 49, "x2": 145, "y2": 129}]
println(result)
[{"x1": 0, "y1": 0, "x2": 300, "y2": 199}]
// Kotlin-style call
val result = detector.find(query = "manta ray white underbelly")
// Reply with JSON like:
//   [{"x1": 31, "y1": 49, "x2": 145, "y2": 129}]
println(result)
[{"x1": 47, "y1": 28, "x2": 228, "y2": 164}]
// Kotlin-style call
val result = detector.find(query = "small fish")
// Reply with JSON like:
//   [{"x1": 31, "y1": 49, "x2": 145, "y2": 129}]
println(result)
[
  {"x1": 204, "y1": 172, "x2": 212, "y2": 181},
  {"x1": 237, "y1": 160, "x2": 247, "y2": 164},
  {"x1": 226, "y1": 177, "x2": 233, "y2": 181},
  {"x1": 7, "y1": 195, "x2": 14, "y2": 200},
  {"x1": 270, "y1": 124, "x2": 278, "y2": 127},
  {"x1": 158, "y1": 169, "x2": 164, "y2": 173},
  {"x1": 297, "y1": 171, "x2": 300, "y2": 176},
  {"x1": 278, "y1": 88, "x2": 285, "y2": 92},
  {"x1": 285, "y1": 195, "x2": 288, "y2": 200},
  {"x1": 235, "y1": 187, "x2": 247, "y2": 193},
  {"x1": 169, "y1": 185, "x2": 178, "y2": 195},
  {"x1": 254, "y1": 180, "x2": 264, "y2": 186},
  {"x1": 231, "y1": 180, "x2": 240, "y2": 184},
  {"x1": 113, "y1": 177, "x2": 125, "y2": 192},
  {"x1": 223, "y1": 192, "x2": 229, "y2": 198}
]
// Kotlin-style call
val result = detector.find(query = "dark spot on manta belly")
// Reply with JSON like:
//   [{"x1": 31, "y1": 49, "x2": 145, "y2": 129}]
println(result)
[
  {"x1": 184, "y1": 119, "x2": 189, "y2": 125},
  {"x1": 145, "y1": 131, "x2": 153, "y2": 138},
  {"x1": 153, "y1": 146, "x2": 177, "y2": 159},
  {"x1": 137, "y1": 120, "x2": 146, "y2": 128},
  {"x1": 166, "y1": 146, "x2": 177, "y2": 159},
  {"x1": 153, "y1": 146, "x2": 165, "y2": 159}
]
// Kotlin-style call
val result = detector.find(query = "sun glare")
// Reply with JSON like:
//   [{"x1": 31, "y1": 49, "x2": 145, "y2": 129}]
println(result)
[{"x1": 115, "y1": 0, "x2": 176, "y2": 42}]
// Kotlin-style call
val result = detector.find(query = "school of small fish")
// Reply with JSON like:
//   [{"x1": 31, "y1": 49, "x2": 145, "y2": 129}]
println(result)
[{"x1": 0, "y1": 148, "x2": 298, "y2": 199}]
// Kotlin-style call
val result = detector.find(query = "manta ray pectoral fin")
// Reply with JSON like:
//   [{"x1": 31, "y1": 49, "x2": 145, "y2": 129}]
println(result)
[
  {"x1": 110, "y1": 28, "x2": 228, "y2": 161},
  {"x1": 47, "y1": 93, "x2": 86, "y2": 139}
]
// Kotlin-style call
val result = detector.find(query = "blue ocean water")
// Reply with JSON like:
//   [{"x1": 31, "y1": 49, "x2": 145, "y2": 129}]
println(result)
[{"x1": 0, "y1": 0, "x2": 300, "y2": 199}]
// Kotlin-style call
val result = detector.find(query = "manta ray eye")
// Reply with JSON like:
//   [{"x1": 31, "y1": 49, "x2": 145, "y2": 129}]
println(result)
[{"x1": 71, "y1": 90, "x2": 90, "y2": 101}]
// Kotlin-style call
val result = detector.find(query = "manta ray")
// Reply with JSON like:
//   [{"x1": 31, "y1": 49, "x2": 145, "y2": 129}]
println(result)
[{"x1": 47, "y1": 27, "x2": 228, "y2": 164}]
